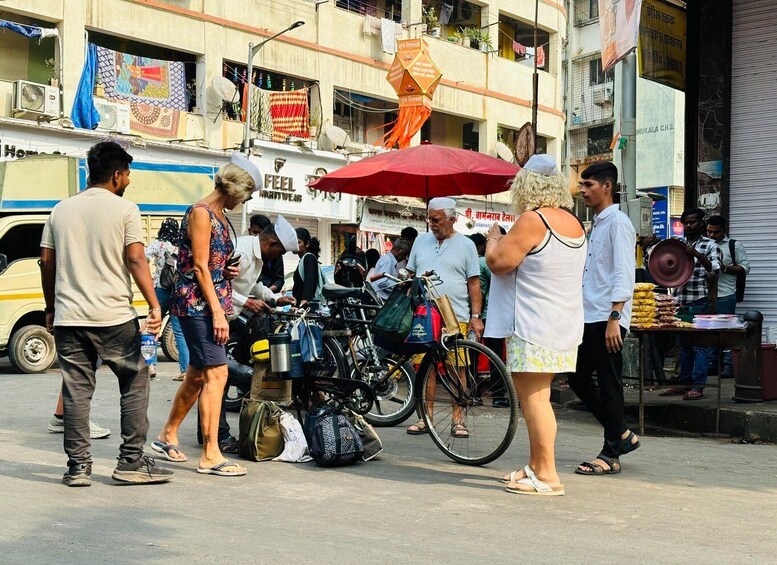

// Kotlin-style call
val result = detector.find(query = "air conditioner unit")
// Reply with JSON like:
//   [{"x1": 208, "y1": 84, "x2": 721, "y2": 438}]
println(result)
[
  {"x1": 345, "y1": 142, "x2": 378, "y2": 156},
  {"x1": 13, "y1": 80, "x2": 60, "y2": 119},
  {"x1": 94, "y1": 99, "x2": 131, "y2": 134},
  {"x1": 592, "y1": 84, "x2": 613, "y2": 106}
]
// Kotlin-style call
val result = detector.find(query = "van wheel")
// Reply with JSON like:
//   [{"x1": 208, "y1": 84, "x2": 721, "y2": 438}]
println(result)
[
  {"x1": 9, "y1": 325, "x2": 56, "y2": 374},
  {"x1": 160, "y1": 323, "x2": 179, "y2": 362}
]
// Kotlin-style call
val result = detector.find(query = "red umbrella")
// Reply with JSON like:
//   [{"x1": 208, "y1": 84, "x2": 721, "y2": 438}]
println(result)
[{"x1": 308, "y1": 143, "x2": 520, "y2": 198}]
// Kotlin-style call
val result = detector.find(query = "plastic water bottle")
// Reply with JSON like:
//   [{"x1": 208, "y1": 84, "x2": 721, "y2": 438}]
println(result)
[
  {"x1": 467, "y1": 330, "x2": 477, "y2": 342},
  {"x1": 140, "y1": 332, "x2": 157, "y2": 365}
]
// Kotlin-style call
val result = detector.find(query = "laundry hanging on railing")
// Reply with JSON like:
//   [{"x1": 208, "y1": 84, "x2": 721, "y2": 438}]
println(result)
[
  {"x1": 242, "y1": 85, "x2": 309, "y2": 143},
  {"x1": 0, "y1": 19, "x2": 58, "y2": 39},
  {"x1": 95, "y1": 44, "x2": 187, "y2": 110}
]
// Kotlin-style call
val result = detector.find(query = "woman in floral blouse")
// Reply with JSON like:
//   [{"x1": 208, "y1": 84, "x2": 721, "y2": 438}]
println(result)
[{"x1": 153, "y1": 154, "x2": 260, "y2": 477}]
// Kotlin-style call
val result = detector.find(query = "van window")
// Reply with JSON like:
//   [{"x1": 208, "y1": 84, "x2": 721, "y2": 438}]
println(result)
[{"x1": 0, "y1": 224, "x2": 45, "y2": 264}]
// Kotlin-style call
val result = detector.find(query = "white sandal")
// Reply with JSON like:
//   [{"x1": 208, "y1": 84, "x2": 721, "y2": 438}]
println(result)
[{"x1": 505, "y1": 466, "x2": 565, "y2": 496}]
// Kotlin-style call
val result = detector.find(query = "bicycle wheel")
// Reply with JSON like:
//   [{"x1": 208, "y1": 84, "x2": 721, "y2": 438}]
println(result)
[
  {"x1": 351, "y1": 344, "x2": 416, "y2": 427},
  {"x1": 417, "y1": 338, "x2": 517, "y2": 466}
]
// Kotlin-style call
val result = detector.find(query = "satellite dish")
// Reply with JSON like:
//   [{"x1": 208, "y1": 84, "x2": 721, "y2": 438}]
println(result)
[
  {"x1": 495, "y1": 141, "x2": 515, "y2": 163},
  {"x1": 515, "y1": 122, "x2": 535, "y2": 166},
  {"x1": 206, "y1": 76, "x2": 238, "y2": 114},
  {"x1": 318, "y1": 125, "x2": 351, "y2": 152},
  {"x1": 648, "y1": 239, "x2": 694, "y2": 288}
]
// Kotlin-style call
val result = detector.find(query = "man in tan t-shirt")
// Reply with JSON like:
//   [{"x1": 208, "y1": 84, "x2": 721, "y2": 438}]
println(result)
[{"x1": 40, "y1": 141, "x2": 172, "y2": 487}]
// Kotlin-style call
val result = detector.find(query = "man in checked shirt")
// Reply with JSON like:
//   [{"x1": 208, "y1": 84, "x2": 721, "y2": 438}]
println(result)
[{"x1": 660, "y1": 207, "x2": 721, "y2": 400}]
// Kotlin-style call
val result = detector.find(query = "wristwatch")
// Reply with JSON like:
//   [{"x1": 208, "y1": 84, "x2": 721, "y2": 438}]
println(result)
[
  {"x1": 471, "y1": 313, "x2": 481, "y2": 319},
  {"x1": 609, "y1": 311, "x2": 621, "y2": 321}
]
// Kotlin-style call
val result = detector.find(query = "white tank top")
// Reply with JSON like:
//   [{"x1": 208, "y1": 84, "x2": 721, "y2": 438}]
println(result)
[{"x1": 484, "y1": 211, "x2": 587, "y2": 352}]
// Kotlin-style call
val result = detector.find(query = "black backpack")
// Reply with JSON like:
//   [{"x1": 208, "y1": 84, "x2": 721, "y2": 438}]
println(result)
[
  {"x1": 158, "y1": 251, "x2": 177, "y2": 290},
  {"x1": 231, "y1": 313, "x2": 271, "y2": 366}
]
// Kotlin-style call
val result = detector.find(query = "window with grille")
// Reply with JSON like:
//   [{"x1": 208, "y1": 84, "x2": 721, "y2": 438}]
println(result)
[
  {"x1": 587, "y1": 124, "x2": 613, "y2": 157},
  {"x1": 589, "y1": 58, "x2": 614, "y2": 86},
  {"x1": 574, "y1": 0, "x2": 599, "y2": 26}
]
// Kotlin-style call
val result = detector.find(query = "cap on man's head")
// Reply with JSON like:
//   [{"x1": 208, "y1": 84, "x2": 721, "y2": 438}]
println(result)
[
  {"x1": 523, "y1": 154, "x2": 560, "y2": 176},
  {"x1": 274, "y1": 215, "x2": 299, "y2": 254},
  {"x1": 428, "y1": 197, "x2": 457, "y2": 211},
  {"x1": 230, "y1": 151, "x2": 264, "y2": 191}
]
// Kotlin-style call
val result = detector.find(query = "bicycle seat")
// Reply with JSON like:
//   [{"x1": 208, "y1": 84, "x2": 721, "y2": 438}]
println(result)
[{"x1": 321, "y1": 283, "x2": 362, "y2": 300}]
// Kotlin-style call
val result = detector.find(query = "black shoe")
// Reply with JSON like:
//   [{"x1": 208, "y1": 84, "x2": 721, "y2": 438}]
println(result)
[
  {"x1": 112, "y1": 456, "x2": 173, "y2": 484},
  {"x1": 62, "y1": 463, "x2": 92, "y2": 487},
  {"x1": 219, "y1": 436, "x2": 239, "y2": 454},
  {"x1": 492, "y1": 397, "x2": 509, "y2": 408}
]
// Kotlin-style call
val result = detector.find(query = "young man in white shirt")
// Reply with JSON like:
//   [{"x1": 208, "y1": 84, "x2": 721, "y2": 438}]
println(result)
[{"x1": 569, "y1": 162, "x2": 640, "y2": 476}]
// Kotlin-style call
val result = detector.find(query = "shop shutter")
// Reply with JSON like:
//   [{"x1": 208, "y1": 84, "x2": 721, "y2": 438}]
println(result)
[{"x1": 730, "y1": 0, "x2": 777, "y2": 329}]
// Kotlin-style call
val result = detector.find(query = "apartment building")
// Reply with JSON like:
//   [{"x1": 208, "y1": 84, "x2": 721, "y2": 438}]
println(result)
[
  {"x1": 565, "y1": 0, "x2": 684, "y2": 233},
  {"x1": 0, "y1": 0, "x2": 567, "y2": 262}
]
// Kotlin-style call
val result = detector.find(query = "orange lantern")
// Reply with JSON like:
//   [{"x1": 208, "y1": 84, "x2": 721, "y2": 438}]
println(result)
[{"x1": 383, "y1": 38, "x2": 443, "y2": 149}]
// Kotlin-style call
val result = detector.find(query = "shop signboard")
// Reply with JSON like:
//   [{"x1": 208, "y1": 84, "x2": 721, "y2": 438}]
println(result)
[
  {"x1": 651, "y1": 186, "x2": 669, "y2": 239},
  {"x1": 638, "y1": 0, "x2": 686, "y2": 91},
  {"x1": 360, "y1": 202, "x2": 426, "y2": 235},
  {"x1": 670, "y1": 216, "x2": 683, "y2": 238},
  {"x1": 248, "y1": 148, "x2": 357, "y2": 222},
  {"x1": 458, "y1": 202, "x2": 516, "y2": 233}
]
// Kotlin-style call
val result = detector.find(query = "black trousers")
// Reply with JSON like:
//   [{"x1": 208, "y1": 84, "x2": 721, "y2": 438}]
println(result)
[
  {"x1": 568, "y1": 321, "x2": 628, "y2": 458},
  {"x1": 483, "y1": 336, "x2": 506, "y2": 397}
]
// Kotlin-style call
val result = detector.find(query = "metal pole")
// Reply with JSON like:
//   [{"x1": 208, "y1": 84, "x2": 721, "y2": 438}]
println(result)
[
  {"x1": 621, "y1": 52, "x2": 637, "y2": 203},
  {"x1": 243, "y1": 42, "x2": 255, "y2": 153},
  {"x1": 531, "y1": 0, "x2": 539, "y2": 153}
]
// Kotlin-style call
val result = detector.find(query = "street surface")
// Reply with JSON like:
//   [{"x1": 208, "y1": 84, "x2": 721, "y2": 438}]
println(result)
[{"x1": 1, "y1": 360, "x2": 776, "y2": 564}]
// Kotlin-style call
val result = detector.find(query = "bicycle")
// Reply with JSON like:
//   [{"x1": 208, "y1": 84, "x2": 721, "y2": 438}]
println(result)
[
  {"x1": 318, "y1": 283, "x2": 416, "y2": 427},
  {"x1": 374, "y1": 272, "x2": 518, "y2": 466},
  {"x1": 269, "y1": 308, "x2": 376, "y2": 417}
]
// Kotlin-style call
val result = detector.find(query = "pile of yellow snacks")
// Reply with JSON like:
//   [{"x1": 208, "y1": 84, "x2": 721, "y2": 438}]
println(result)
[
  {"x1": 630, "y1": 284, "x2": 693, "y2": 328},
  {"x1": 631, "y1": 283, "x2": 657, "y2": 328}
]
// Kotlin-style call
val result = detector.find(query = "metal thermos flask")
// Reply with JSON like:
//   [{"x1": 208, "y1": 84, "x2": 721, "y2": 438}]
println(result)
[{"x1": 268, "y1": 332, "x2": 292, "y2": 373}]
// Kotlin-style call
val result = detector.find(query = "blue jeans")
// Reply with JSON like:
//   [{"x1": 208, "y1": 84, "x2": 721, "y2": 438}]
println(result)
[
  {"x1": 679, "y1": 298, "x2": 714, "y2": 391},
  {"x1": 155, "y1": 287, "x2": 189, "y2": 373},
  {"x1": 714, "y1": 294, "x2": 737, "y2": 375}
]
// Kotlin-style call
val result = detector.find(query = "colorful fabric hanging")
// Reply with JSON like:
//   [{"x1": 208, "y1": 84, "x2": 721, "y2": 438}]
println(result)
[{"x1": 95, "y1": 44, "x2": 187, "y2": 110}]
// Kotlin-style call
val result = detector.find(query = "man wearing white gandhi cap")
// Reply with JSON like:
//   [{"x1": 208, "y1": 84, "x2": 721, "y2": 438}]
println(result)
[{"x1": 404, "y1": 195, "x2": 483, "y2": 438}]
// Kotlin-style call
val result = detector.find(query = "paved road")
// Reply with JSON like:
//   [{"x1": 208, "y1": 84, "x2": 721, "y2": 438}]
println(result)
[{"x1": 1, "y1": 360, "x2": 776, "y2": 564}]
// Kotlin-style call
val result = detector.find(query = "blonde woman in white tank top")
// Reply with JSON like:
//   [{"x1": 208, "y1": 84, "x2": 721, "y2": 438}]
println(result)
[{"x1": 484, "y1": 155, "x2": 586, "y2": 497}]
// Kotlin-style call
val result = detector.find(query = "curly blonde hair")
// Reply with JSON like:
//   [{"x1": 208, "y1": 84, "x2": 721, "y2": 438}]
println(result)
[
  {"x1": 214, "y1": 163, "x2": 256, "y2": 200},
  {"x1": 510, "y1": 168, "x2": 573, "y2": 213}
]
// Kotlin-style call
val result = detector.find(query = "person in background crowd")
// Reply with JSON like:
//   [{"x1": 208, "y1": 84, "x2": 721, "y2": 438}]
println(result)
[
  {"x1": 396, "y1": 226, "x2": 419, "y2": 270},
  {"x1": 471, "y1": 230, "x2": 508, "y2": 408},
  {"x1": 201, "y1": 216, "x2": 298, "y2": 454},
  {"x1": 486, "y1": 154, "x2": 586, "y2": 496},
  {"x1": 145, "y1": 218, "x2": 190, "y2": 382},
  {"x1": 706, "y1": 215, "x2": 750, "y2": 378},
  {"x1": 569, "y1": 161, "x2": 639, "y2": 476},
  {"x1": 293, "y1": 228, "x2": 324, "y2": 308},
  {"x1": 405, "y1": 197, "x2": 482, "y2": 438},
  {"x1": 48, "y1": 379, "x2": 111, "y2": 440},
  {"x1": 154, "y1": 152, "x2": 259, "y2": 477},
  {"x1": 369, "y1": 238, "x2": 411, "y2": 300},
  {"x1": 365, "y1": 248, "x2": 380, "y2": 272},
  {"x1": 40, "y1": 141, "x2": 170, "y2": 487},
  {"x1": 250, "y1": 214, "x2": 285, "y2": 293},
  {"x1": 660, "y1": 208, "x2": 721, "y2": 400}
]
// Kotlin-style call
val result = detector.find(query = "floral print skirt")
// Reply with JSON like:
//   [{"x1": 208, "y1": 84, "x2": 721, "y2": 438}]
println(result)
[{"x1": 506, "y1": 334, "x2": 578, "y2": 374}]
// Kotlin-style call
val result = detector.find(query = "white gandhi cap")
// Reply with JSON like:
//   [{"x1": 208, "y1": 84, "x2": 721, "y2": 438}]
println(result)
[
  {"x1": 230, "y1": 151, "x2": 264, "y2": 191},
  {"x1": 522, "y1": 154, "x2": 560, "y2": 176},
  {"x1": 274, "y1": 215, "x2": 299, "y2": 254},
  {"x1": 427, "y1": 196, "x2": 457, "y2": 211}
]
